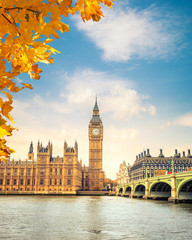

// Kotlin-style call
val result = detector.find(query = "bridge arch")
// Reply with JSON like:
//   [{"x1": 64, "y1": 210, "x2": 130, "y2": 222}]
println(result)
[
  {"x1": 134, "y1": 184, "x2": 145, "y2": 198},
  {"x1": 177, "y1": 178, "x2": 192, "y2": 201},
  {"x1": 150, "y1": 181, "x2": 171, "y2": 199},
  {"x1": 118, "y1": 187, "x2": 123, "y2": 195},
  {"x1": 125, "y1": 186, "x2": 131, "y2": 195}
]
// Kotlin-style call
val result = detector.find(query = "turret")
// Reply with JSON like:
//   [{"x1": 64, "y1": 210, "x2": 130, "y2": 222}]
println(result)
[
  {"x1": 64, "y1": 141, "x2": 68, "y2": 153},
  {"x1": 28, "y1": 141, "x2": 34, "y2": 161},
  {"x1": 36, "y1": 141, "x2": 52, "y2": 164},
  {"x1": 63, "y1": 141, "x2": 78, "y2": 164},
  {"x1": 174, "y1": 149, "x2": 179, "y2": 157},
  {"x1": 159, "y1": 149, "x2": 164, "y2": 158},
  {"x1": 75, "y1": 140, "x2": 78, "y2": 159},
  {"x1": 146, "y1": 149, "x2": 151, "y2": 157},
  {"x1": 187, "y1": 149, "x2": 192, "y2": 158},
  {"x1": 37, "y1": 140, "x2": 40, "y2": 152}
]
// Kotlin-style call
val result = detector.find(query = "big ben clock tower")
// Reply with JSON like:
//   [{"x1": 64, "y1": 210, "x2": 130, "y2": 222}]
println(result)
[{"x1": 88, "y1": 97, "x2": 104, "y2": 190}]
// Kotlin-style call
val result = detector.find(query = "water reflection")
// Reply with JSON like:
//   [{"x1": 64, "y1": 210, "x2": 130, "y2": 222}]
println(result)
[{"x1": 0, "y1": 196, "x2": 192, "y2": 240}]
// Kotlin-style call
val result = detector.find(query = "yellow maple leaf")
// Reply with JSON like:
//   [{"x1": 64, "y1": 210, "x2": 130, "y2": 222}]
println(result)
[
  {"x1": 21, "y1": 83, "x2": 33, "y2": 89},
  {"x1": 0, "y1": 0, "x2": 115, "y2": 161}
]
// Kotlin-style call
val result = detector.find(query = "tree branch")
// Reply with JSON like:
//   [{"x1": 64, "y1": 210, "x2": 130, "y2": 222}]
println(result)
[{"x1": 1, "y1": 13, "x2": 21, "y2": 36}]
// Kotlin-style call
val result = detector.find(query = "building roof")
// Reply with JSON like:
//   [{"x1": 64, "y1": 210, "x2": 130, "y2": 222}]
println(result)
[
  {"x1": 90, "y1": 97, "x2": 102, "y2": 123},
  {"x1": 93, "y1": 96, "x2": 99, "y2": 111}
]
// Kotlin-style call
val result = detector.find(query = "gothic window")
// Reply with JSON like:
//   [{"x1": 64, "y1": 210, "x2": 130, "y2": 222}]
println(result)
[
  {"x1": 0, "y1": 179, "x2": 3, "y2": 185},
  {"x1": 68, "y1": 169, "x2": 71, "y2": 176},
  {"x1": 50, "y1": 168, "x2": 52, "y2": 175},
  {"x1": 7, "y1": 169, "x2": 10, "y2": 176},
  {"x1": 28, "y1": 169, "x2": 31, "y2": 175},
  {"x1": 60, "y1": 179, "x2": 62, "y2": 185},
  {"x1": 13, "y1": 179, "x2": 16, "y2": 185},
  {"x1": 40, "y1": 179, "x2": 44, "y2": 185},
  {"x1": 21, "y1": 169, "x2": 24, "y2": 176},
  {"x1": 14, "y1": 169, "x2": 17, "y2": 176},
  {"x1": 20, "y1": 179, "x2": 23, "y2": 185},
  {"x1": 55, "y1": 169, "x2": 57, "y2": 175},
  {"x1": 40, "y1": 168, "x2": 45, "y2": 176},
  {"x1": 0, "y1": 169, "x2": 4, "y2": 176},
  {"x1": 50, "y1": 179, "x2": 52, "y2": 185},
  {"x1": 60, "y1": 169, "x2": 62, "y2": 175},
  {"x1": 67, "y1": 179, "x2": 71, "y2": 185},
  {"x1": 27, "y1": 179, "x2": 30, "y2": 185},
  {"x1": 55, "y1": 179, "x2": 57, "y2": 185}
]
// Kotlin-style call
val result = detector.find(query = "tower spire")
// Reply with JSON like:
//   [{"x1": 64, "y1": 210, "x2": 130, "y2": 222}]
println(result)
[
  {"x1": 90, "y1": 96, "x2": 102, "y2": 123},
  {"x1": 93, "y1": 95, "x2": 99, "y2": 111},
  {"x1": 29, "y1": 141, "x2": 33, "y2": 153}
]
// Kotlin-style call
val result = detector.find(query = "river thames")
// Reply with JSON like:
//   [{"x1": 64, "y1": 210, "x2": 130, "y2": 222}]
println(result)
[{"x1": 0, "y1": 196, "x2": 192, "y2": 240}]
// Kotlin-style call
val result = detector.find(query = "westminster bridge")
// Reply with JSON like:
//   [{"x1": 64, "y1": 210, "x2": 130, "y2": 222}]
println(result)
[{"x1": 117, "y1": 171, "x2": 192, "y2": 203}]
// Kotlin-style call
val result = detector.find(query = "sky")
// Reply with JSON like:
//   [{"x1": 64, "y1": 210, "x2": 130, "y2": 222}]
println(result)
[{"x1": 7, "y1": 0, "x2": 192, "y2": 179}]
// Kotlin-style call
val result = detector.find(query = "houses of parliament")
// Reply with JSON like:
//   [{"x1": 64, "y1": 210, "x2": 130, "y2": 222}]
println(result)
[{"x1": 0, "y1": 98, "x2": 104, "y2": 194}]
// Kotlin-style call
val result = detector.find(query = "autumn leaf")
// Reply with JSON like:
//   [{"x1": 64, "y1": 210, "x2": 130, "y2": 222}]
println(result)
[
  {"x1": 21, "y1": 83, "x2": 33, "y2": 89},
  {"x1": 0, "y1": 0, "x2": 114, "y2": 161}
]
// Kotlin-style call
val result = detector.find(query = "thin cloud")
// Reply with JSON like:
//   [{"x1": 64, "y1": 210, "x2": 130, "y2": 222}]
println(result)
[
  {"x1": 174, "y1": 113, "x2": 192, "y2": 127},
  {"x1": 60, "y1": 68, "x2": 156, "y2": 120},
  {"x1": 74, "y1": 4, "x2": 183, "y2": 62}
]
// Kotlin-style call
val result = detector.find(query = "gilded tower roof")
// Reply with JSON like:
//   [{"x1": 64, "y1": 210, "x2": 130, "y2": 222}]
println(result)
[
  {"x1": 29, "y1": 142, "x2": 33, "y2": 153},
  {"x1": 93, "y1": 96, "x2": 99, "y2": 111},
  {"x1": 90, "y1": 97, "x2": 102, "y2": 123}
]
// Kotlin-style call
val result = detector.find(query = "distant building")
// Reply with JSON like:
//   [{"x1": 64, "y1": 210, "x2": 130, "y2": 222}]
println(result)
[
  {"x1": 131, "y1": 149, "x2": 192, "y2": 182},
  {"x1": 0, "y1": 98, "x2": 104, "y2": 194},
  {"x1": 116, "y1": 161, "x2": 131, "y2": 185},
  {"x1": 116, "y1": 149, "x2": 192, "y2": 184}
]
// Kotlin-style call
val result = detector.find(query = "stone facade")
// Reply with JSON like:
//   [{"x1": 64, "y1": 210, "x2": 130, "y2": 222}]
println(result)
[
  {"x1": 130, "y1": 149, "x2": 192, "y2": 182},
  {"x1": 88, "y1": 97, "x2": 104, "y2": 190},
  {"x1": 0, "y1": 141, "x2": 82, "y2": 194},
  {"x1": 0, "y1": 98, "x2": 105, "y2": 194},
  {"x1": 116, "y1": 161, "x2": 131, "y2": 185},
  {"x1": 82, "y1": 165, "x2": 89, "y2": 191}
]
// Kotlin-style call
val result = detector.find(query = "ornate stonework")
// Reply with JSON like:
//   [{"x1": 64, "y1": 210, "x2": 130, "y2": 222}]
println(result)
[
  {"x1": 0, "y1": 98, "x2": 105, "y2": 194},
  {"x1": 0, "y1": 141, "x2": 82, "y2": 194},
  {"x1": 88, "y1": 97, "x2": 104, "y2": 190}
]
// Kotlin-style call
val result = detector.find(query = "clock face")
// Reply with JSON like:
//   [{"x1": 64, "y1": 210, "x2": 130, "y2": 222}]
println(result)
[{"x1": 92, "y1": 128, "x2": 100, "y2": 136}]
